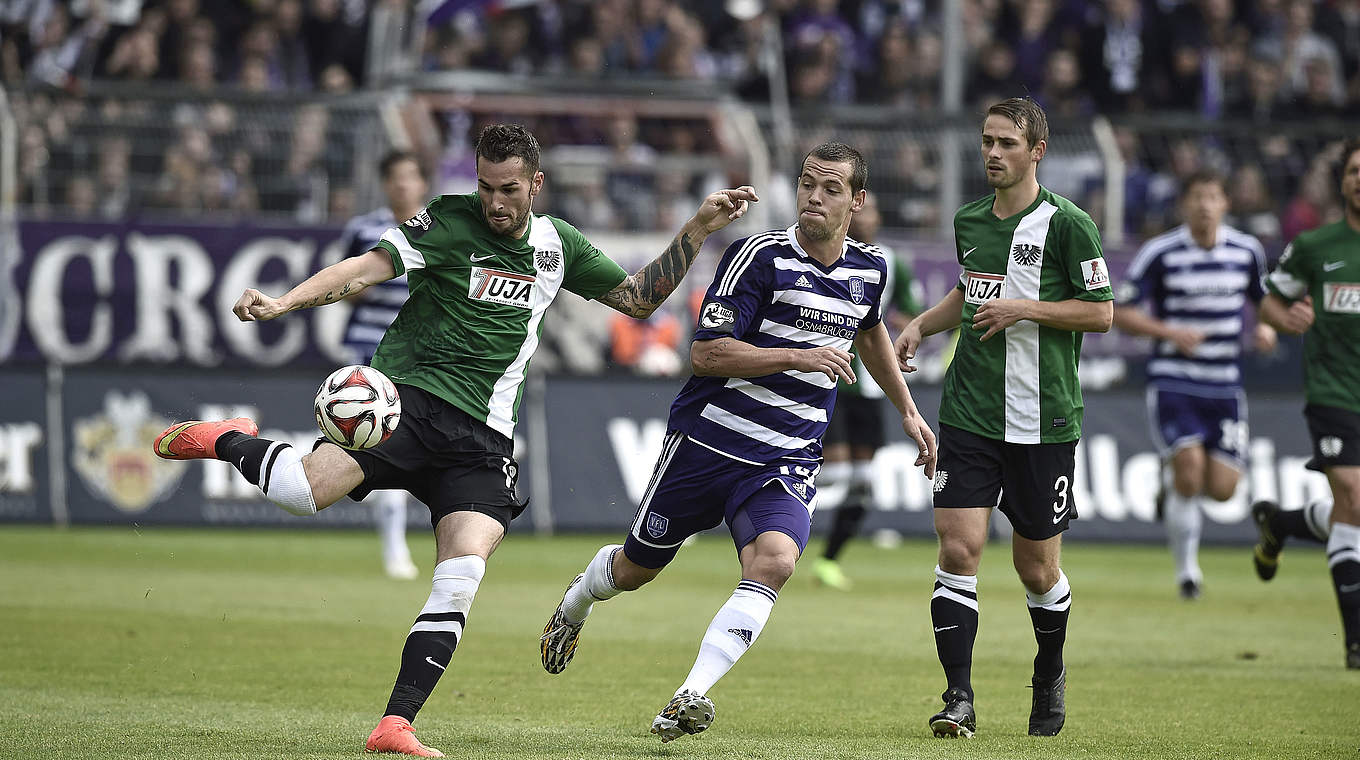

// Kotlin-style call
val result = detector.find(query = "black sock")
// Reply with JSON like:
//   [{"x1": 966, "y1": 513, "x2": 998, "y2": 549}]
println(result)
[
  {"x1": 1331, "y1": 558, "x2": 1360, "y2": 649},
  {"x1": 1028, "y1": 605, "x2": 1069, "y2": 681},
  {"x1": 383, "y1": 629, "x2": 460, "y2": 722},
  {"x1": 931, "y1": 576, "x2": 979, "y2": 701},
  {"x1": 823, "y1": 504, "x2": 867, "y2": 561},
  {"x1": 214, "y1": 431, "x2": 276, "y2": 486},
  {"x1": 1273, "y1": 508, "x2": 1324, "y2": 544}
]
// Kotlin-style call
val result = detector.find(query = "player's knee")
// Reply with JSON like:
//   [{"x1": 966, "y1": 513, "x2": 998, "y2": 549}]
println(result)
[
  {"x1": 937, "y1": 537, "x2": 982, "y2": 575},
  {"x1": 1171, "y1": 468, "x2": 1202, "y2": 498},
  {"x1": 1015, "y1": 561, "x2": 1059, "y2": 594},
  {"x1": 745, "y1": 551, "x2": 797, "y2": 588},
  {"x1": 1205, "y1": 478, "x2": 1238, "y2": 503}
]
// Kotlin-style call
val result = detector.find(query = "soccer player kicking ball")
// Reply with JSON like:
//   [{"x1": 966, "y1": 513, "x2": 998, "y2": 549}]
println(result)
[
  {"x1": 895, "y1": 98, "x2": 1113, "y2": 737},
  {"x1": 1257, "y1": 138, "x2": 1360, "y2": 670},
  {"x1": 151, "y1": 124, "x2": 758, "y2": 757},
  {"x1": 539, "y1": 143, "x2": 937, "y2": 743}
]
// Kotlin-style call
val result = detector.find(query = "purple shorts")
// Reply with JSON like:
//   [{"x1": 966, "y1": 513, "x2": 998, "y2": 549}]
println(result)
[
  {"x1": 1147, "y1": 386, "x2": 1247, "y2": 466},
  {"x1": 622, "y1": 431, "x2": 818, "y2": 569}
]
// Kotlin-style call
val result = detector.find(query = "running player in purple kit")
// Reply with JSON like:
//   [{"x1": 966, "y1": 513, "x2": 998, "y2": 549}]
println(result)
[{"x1": 538, "y1": 142, "x2": 937, "y2": 742}]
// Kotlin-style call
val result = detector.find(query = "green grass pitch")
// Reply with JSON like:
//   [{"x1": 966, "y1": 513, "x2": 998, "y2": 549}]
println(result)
[{"x1": 1, "y1": 525, "x2": 1354, "y2": 759}]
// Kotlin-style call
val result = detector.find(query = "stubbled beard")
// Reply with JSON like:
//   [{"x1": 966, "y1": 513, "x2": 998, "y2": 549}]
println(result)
[
  {"x1": 488, "y1": 205, "x2": 529, "y2": 234},
  {"x1": 800, "y1": 218, "x2": 833, "y2": 240}
]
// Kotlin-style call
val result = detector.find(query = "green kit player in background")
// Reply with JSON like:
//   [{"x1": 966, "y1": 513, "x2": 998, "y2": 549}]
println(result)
[
  {"x1": 1255, "y1": 138, "x2": 1360, "y2": 671},
  {"x1": 812, "y1": 189, "x2": 924, "y2": 591},
  {"x1": 895, "y1": 97, "x2": 1114, "y2": 738},
  {"x1": 152, "y1": 124, "x2": 759, "y2": 757}
]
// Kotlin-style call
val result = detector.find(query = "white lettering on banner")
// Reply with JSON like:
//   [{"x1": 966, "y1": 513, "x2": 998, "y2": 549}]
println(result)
[
  {"x1": 1323, "y1": 282, "x2": 1360, "y2": 313},
  {"x1": 218, "y1": 238, "x2": 317, "y2": 366},
  {"x1": 964, "y1": 271, "x2": 1004, "y2": 305},
  {"x1": 606, "y1": 417, "x2": 668, "y2": 504},
  {"x1": 26, "y1": 235, "x2": 118, "y2": 363},
  {"x1": 120, "y1": 233, "x2": 220, "y2": 365},
  {"x1": 0, "y1": 423, "x2": 42, "y2": 493}
]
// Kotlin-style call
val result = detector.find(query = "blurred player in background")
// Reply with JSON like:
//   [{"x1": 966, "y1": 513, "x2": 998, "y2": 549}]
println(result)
[
  {"x1": 153, "y1": 124, "x2": 759, "y2": 757},
  {"x1": 1113, "y1": 170, "x2": 1275, "y2": 600},
  {"x1": 896, "y1": 98, "x2": 1113, "y2": 738},
  {"x1": 539, "y1": 143, "x2": 936, "y2": 743},
  {"x1": 812, "y1": 189, "x2": 923, "y2": 591},
  {"x1": 338, "y1": 150, "x2": 429, "y2": 580},
  {"x1": 1257, "y1": 138, "x2": 1360, "y2": 670}
]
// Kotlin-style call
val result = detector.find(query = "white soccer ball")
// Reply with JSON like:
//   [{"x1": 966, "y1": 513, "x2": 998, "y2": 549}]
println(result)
[{"x1": 314, "y1": 365, "x2": 401, "y2": 450}]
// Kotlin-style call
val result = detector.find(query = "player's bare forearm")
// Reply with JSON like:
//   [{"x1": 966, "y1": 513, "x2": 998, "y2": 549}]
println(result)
[
  {"x1": 690, "y1": 337, "x2": 796, "y2": 378},
  {"x1": 854, "y1": 324, "x2": 919, "y2": 418},
  {"x1": 1024, "y1": 298, "x2": 1113, "y2": 333},
  {"x1": 911, "y1": 288, "x2": 966, "y2": 338},
  {"x1": 283, "y1": 249, "x2": 395, "y2": 312},
  {"x1": 1113, "y1": 304, "x2": 1176, "y2": 340},
  {"x1": 598, "y1": 222, "x2": 707, "y2": 319}
]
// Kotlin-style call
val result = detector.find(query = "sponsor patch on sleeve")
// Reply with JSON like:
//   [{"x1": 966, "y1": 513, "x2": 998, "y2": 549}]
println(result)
[
  {"x1": 699, "y1": 300, "x2": 737, "y2": 332},
  {"x1": 402, "y1": 208, "x2": 433, "y2": 238},
  {"x1": 1080, "y1": 258, "x2": 1110, "y2": 291}
]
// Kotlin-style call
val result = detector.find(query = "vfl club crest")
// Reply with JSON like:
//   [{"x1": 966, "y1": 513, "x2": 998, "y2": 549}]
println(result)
[
  {"x1": 72, "y1": 391, "x2": 187, "y2": 513},
  {"x1": 646, "y1": 512, "x2": 669, "y2": 538},
  {"x1": 534, "y1": 248, "x2": 561, "y2": 272},
  {"x1": 848, "y1": 276, "x2": 865, "y2": 304},
  {"x1": 1011, "y1": 243, "x2": 1042, "y2": 266}
]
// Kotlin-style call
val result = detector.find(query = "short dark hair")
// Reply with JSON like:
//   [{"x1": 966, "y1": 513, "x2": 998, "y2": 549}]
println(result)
[
  {"x1": 1338, "y1": 138, "x2": 1360, "y2": 189},
  {"x1": 379, "y1": 150, "x2": 426, "y2": 181},
  {"x1": 1180, "y1": 169, "x2": 1226, "y2": 197},
  {"x1": 802, "y1": 142, "x2": 868, "y2": 193},
  {"x1": 986, "y1": 97, "x2": 1049, "y2": 149},
  {"x1": 475, "y1": 124, "x2": 541, "y2": 177}
]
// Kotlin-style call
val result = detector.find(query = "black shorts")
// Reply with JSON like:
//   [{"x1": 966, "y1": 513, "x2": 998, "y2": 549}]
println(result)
[
  {"x1": 1305, "y1": 403, "x2": 1360, "y2": 472},
  {"x1": 932, "y1": 423, "x2": 1077, "y2": 541},
  {"x1": 824, "y1": 395, "x2": 886, "y2": 450},
  {"x1": 324, "y1": 383, "x2": 525, "y2": 531}
]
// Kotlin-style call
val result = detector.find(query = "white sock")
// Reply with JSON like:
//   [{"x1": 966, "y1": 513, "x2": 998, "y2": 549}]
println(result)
[
  {"x1": 375, "y1": 490, "x2": 411, "y2": 563},
  {"x1": 411, "y1": 555, "x2": 486, "y2": 637},
  {"x1": 678, "y1": 580, "x2": 777, "y2": 696},
  {"x1": 1307, "y1": 499, "x2": 1335, "y2": 541},
  {"x1": 1165, "y1": 490, "x2": 1202, "y2": 583},
  {"x1": 561, "y1": 544, "x2": 624, "y2": 624},
  {"x1": 1328, "y1": 522, "x2": 1360, "y2": 568},
  {"x1": 1026, "y1": 570, "x2": 1072, "y2": 611},
  {"x1": 260, "y1": 443, "x2": 316, "y2": 516}
]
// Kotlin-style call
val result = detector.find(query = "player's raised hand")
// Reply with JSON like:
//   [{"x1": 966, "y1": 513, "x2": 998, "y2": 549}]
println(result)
[
  {"x1": 973, "y1": 298, "x2": 1030, "y2": 341},
  {"x1": 792, "y1": 346, "x2": 855, "y2": 384},
  {"x1": 693, "y1": 186, "x2": 759, "y2": 233},
  {"x1": 902, "y1": 412, "x2": 937, "y2": 479},
  {"x1": 232, "y1": 288, "x2": 286, "y2": 322},
  {"x1": 895, "y1": 321, "x2": 923, "y2": 372}
]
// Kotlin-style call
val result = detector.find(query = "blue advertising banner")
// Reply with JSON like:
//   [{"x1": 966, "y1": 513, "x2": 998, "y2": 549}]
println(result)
[{"x1": 0, "y1": 368, "x2": 50, "y2": 523}]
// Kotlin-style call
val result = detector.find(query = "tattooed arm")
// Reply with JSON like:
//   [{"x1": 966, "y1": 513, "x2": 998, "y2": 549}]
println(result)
[
  {"x1": 597, "y1": 186, "x2": 759, "y2": 318},
  {"x1": 232, "y1": 248, "x2": 396, "y2": 322}
]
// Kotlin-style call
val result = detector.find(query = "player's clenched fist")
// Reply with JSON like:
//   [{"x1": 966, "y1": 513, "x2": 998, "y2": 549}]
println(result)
[
  {"x1": 232, "y1": 288, "x2": 287, "y2": 322},
  {"x1": 792, "y1": 346, "x2": 856, "y2": 384}
]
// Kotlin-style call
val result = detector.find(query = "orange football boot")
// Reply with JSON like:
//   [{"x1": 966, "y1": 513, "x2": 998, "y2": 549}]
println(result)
[
  {"x1": 152, "y1": 418, "x2": 258, "y2": 460},
  {"x1": 365, "y1": 715, "x2": 444, "y2": 757}
]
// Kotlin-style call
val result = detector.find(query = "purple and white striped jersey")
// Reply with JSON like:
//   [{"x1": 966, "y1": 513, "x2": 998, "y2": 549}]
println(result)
[
  {"x1": 667, "y1": 225, "x2": 888, "y2": 464},
  {"x1": 1118, "y1": 224, "x2": 1267, "y2": 396},
  {"x1": 339, "y1": 207, "x2": 410, "y2": 364}
]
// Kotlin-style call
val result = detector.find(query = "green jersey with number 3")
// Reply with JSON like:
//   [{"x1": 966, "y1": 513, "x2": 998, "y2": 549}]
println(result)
[
  {"x1": 372, "y1": 193, "x2": 628, "y2": 437},
  {"x1": 1265, "y1": 220, "x2": 1360, "y2": 413},
  {"x1": 941, "y1": 187, "x2": 1114, "y2": 444}
]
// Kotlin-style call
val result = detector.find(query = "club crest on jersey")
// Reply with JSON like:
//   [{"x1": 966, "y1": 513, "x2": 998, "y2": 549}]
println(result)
[
  {"x1": 964, "y1": 271, "x2": 1005, "y2": 305},
  {"x1": 534, "y1": 248, "x2": 561, "y2": 272},
  {"x1": 848, "y1": 276, "x2": 865, "y2": 304},
  {"x1": 700, "y1": 301, "x2": 736, "y2": 331},
  {"x1": 646, "y1": 513, "x2": 669, "y2": 538},
  {"x1": 402, "y1": 208, "x2": 433, "y2": 238},
  {"x1": 1012, "y1": 243, "x2": 1042, "y2": 266},
  {"x1": 468, "y1": 266, "x2": 535, "y2": 309}
]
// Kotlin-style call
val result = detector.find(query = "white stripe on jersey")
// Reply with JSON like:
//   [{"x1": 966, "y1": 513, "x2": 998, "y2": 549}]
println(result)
[
  {"x1": 1162, "y1": 248, "x2": 1255, "y2": 269},
  {"x1": 757, "y1": 318, "x2": 852, "y2": 350},
  {"x1": 724, "y1": 378, "x2": 828, "y2": 422},
  {"x1": 1163, "y1": 269, "x2": 1250, "y2": 293},
  {"x1": 718, "y1": 232, "x2": 780, "y2": 296},
  {"x1": 772, "y1": 257, "x2": 882, "y2": 283},
  {"x1": 1003, "y1": 200, "x2": 1058, "y2": 444},
  {"x1": 381, "y1": 228, "x2": 425, "y2": 272},
  {"x1": 1147, "y1": 358, "x2": 1240, "y2": 383},
  {"x1": 783, "y1": 368, "x2": 837, "y2": 388},
  {"x1": 1163, "y1": 293, "x2": 1247, "y2": 312},
  {"x1": 1162, "y1": 316, "x2": 1243, "y2": 336},
  {"x1": 1157, "y1": 341, "x2": 1242, "y2": 359},
  {"x1": 699, "y1": 404, "x2": 817, "y2": 450},
  {"x1": 771, "y1": 288, "x2": 871, "y2": 319}
]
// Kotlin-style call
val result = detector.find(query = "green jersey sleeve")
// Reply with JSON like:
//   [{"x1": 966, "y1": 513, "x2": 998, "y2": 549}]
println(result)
[
  {"x1": 1265, "y1": 237, "x2": 1311, "y2": 300},
  {"x1": 372, "y1": 194, "x2": 464, "y2": 276},
  {"x1": 554, "y1": 218, "x2": 629, "y2": 300},
  {"x1": 1057, "y1": 211, "x2": 1114, "y2": 302}
]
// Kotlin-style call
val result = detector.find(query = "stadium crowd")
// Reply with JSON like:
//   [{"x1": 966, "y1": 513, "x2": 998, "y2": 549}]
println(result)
[{"x1": 1, "y1": 0, "x2": 1357, "y2": 241}]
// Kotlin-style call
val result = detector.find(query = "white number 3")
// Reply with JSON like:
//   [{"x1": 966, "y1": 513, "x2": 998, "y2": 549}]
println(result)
[{"x1": 1052, "y1": 475, "x2": 1070, "y2": 515}]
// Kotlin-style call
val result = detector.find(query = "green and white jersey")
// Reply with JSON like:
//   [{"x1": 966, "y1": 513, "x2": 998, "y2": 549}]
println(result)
[
  {"x1": 372, "y1": 193, "x2": 628, "y2": 438},
  {"x1": 1266, "y1": 220, "x2": 1360, "y2": 413},
  {"x1": 840, "y1": 241, "x2": 925, "y2": 399},
  {"x1": 941, "y1": 187, "x2": 1113, "y2": 444}
]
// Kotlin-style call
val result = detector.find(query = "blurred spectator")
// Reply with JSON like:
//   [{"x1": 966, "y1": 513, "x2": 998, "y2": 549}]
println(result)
[
  {"x1": 602, "y1": 113, "x2": 658, "y2": 230},
  {"x1": 609, "y1": 309, "x2": 683, "y2": 376},
  {"x1": 65, "y1": 174, "x2": 97, "y2": 217},
  {"x1": 1282, "y1": 164, "x2": 1340, "y2": 241},
  {"x1": 859, "y1": 20, "x2": 913, "y2": 105},
  {"x1": 1005, "y1": 0, "x2": 1060, "y2": 93},
  {"x1": 1227, "y1": 163, "x2": 1283, "y2": 250},
  {"x1": 1079, "y1": 0, "x2": 1167, "y2": 113},
  {"x1": 1037, "y1": 48, "x2": 1093, "y2": 119},
  {"x1": 1228, "y1": 52, "x2": 1290, "y2": 121},
  {"x1": 1254, "y1": 0, "x2": 1344, "y2": 101},
  {"x1": 967, "y1": 38, "x2": 1019, "y2": 111}
]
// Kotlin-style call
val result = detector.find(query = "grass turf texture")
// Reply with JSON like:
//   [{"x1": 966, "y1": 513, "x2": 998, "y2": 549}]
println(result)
[{"x1": 0, "y1": 526, "x2": 1353, "y2": 759}]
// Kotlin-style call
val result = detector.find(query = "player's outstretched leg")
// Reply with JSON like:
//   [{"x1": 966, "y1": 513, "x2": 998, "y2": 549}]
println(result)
[
  {"x1": 541, "y1": 544, "x2": 624, "y2": 674},
  {"x1": 929, "y1": 688, "x2": 976, "y2": 738},
  {"x1": 153, "y1": 419, "x2": 320, "y2": 516},
  {"x1": 1253, "y1": 499, "x2": 1334, "y2": 581},
  {"x1": 651, "y1": 689, "x2": 716, "y2": 743}
]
